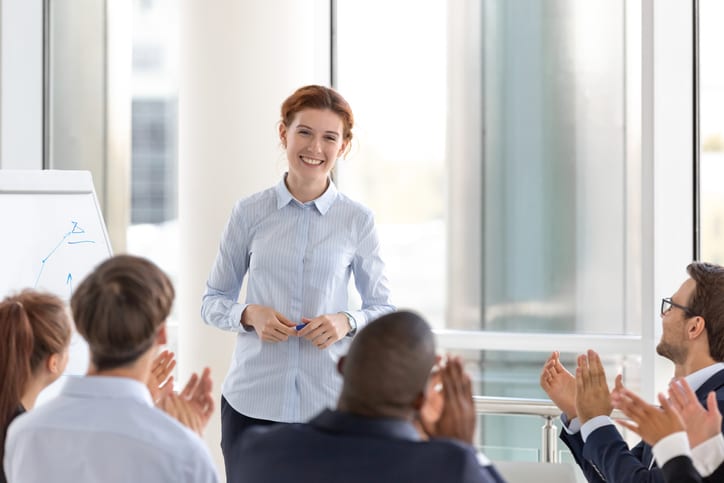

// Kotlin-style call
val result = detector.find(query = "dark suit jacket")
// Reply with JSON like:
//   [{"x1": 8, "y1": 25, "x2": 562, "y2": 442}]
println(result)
[
  {"x1": 661, "y1": 454, "x2": 724, "y2": 483},
  {"x1": 560, "y1": 368, "x2": 724, "y2": 483},
  {"x1": 232, "y1": 409, "x2": 506, "y2": 483}
]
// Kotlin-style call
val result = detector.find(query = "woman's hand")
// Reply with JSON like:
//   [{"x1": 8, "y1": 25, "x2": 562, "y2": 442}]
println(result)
[
  {"x1": 297, "y1": 313, "x2": 350, "y2": 349},
  {"x1": 242, "y1": 304, "x2": 297, "y2": 342}
]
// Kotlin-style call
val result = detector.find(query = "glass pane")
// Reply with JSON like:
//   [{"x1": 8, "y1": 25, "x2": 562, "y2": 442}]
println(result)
[
  {"x1": 335, "y1": 0, "x2": 447, "y2": 328},
  {"x1": 452, "y1": 348, "x2": 642, "y2": 460},
  {"x1": 482, "y1": 0, "x2": 638, "y2": 335},
  {"x1": 700, "y1": 0, "x2": 724, "y2": 265},
  {"x1": 127, "y1": 0, "x2": 180, "y2": 354}
]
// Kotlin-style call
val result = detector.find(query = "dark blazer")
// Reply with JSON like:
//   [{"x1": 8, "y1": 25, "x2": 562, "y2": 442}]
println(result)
[
  {"x1": 560, "y1": 368, "x2": 724, "y2": 483},
  {"x1": 661, "y1": 454, "x2": 724, "y2": 483},
  {"x1": 232, "y1": 409, "x2": 506, "y2": 483}
]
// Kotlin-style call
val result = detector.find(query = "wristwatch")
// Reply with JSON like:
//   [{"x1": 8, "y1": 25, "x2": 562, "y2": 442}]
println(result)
[{"x1": 341, "y1": 311, "x2": 357, "y2": 336}]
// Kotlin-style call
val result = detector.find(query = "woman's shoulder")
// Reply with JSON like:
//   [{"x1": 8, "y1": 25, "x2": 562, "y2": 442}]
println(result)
[
  {"x1": 332, "y1": 191, "x2": 374, "y2": 219},
  {"x1": 232, "y1": 186, "x2": 278, "y2": 212}
]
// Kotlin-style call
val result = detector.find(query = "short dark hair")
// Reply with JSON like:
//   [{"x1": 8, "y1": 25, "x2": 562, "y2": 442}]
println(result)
[
  {"x1": 687, "y1": 261, "x2": 724, "y2": 361},
  {"x1": 339, "y1": 310, "x2": 436, "y2": 416},
  {"x1": 71, "y1": 255, "x2": 174, "y2": 371}
]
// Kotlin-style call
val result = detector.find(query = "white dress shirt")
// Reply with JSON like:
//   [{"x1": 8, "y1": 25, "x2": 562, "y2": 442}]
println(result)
[
  {"x1": 4, "y1": 376, "x2": 219, "y2": 483},
  {"x1": 201, "y1": 176, "x2": 395, "y2": 422}
]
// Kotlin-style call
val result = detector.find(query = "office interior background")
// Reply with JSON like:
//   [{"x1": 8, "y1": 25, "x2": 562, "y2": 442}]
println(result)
[{"x1": 1, "y1": 0, "x2": 724, "y2": 477}]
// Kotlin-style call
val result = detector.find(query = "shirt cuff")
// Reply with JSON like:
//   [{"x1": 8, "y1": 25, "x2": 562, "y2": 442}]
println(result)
[
  {"x1": 560, "y1": 413, "x2": 581, "y2": 434},
  {"x1": 236, "y1": 304, "x2": 254, "y2": 332},
  {"x1": 476, "y1": 450, "x2": 492, "y2": 466},
  {"x1": 580, "y1": 415, "x2": 614, "y2": 442},
  {"x1": 691, "y1": 433, "x2": 724, "y2": 477},
  {"x1": 652, "y1": 431, "x2": 690, "y2": 467}
]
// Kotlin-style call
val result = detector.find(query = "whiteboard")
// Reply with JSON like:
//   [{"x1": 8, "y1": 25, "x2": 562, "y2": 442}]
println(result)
[{"x1": 0, "y1": 170, "x2": 113, "y2": 401}]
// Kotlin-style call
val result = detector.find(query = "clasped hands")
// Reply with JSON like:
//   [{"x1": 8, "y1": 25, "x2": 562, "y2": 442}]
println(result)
[{"x1": 242, "y1": 304, "x2": 350, "y2": 349}]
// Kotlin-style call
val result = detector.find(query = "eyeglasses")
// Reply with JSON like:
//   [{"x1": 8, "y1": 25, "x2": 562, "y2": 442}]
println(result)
[{"x1": 660, "y1": 297, "x2": 698, "y2": 318}]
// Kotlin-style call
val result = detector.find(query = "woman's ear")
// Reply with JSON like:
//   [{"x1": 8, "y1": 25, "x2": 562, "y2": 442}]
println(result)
[
  {"x1": 279, "y1": 123, "x2": 288, "y2": 148},
  {"x1": 338, "y1": 140, "x2": 349, "y2": 159}
]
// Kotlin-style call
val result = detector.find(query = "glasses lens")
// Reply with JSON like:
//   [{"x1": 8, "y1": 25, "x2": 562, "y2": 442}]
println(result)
[{"x1": 662, "y1": 298, "x2": 672, "y2": 315}]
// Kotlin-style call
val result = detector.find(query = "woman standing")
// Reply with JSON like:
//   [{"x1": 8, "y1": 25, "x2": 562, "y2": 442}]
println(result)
[{"x1": 201, "y1": 85, "x2": 395, "y2": 475}]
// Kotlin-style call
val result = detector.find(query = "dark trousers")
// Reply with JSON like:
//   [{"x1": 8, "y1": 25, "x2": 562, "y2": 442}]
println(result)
[{"x1": 220, "y1": 395, "x2": 279, "y2": 483}]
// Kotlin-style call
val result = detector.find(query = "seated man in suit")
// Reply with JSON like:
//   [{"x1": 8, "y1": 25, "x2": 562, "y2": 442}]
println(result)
[
  {"x1": 613, "y1": 377, "x2": 724, "y2": 483},
  {"x1": 233, "y1": 310, "x2": 505, "y2": 483},
  {"x1": 540, "y1": 261, "x2": 724, "y2": 483}
]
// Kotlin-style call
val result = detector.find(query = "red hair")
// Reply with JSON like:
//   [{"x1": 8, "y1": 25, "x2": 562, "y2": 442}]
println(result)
[{"x1": 0, "y1": 290, "x2": 71, "y2": 465}]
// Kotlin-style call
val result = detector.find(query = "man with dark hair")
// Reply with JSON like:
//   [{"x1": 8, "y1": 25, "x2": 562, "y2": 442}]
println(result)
[
  {"x1": 540, "y1": 262, "x2": 724, "y2": 483},
  {"x1": 5, "y1": 255, "x2": 219, "y2": 483},
  {"x1": 233, "y1": 310, "x2": 505, "y2": 483}
]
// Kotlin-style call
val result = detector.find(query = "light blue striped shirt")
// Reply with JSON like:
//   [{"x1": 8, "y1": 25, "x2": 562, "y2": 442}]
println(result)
[
  {"x1": 4, "y1": 376, "x2": 219, "y2": 483},
  {"x1": 201, "y1": 175, "x2": 394, "y2": 422}
]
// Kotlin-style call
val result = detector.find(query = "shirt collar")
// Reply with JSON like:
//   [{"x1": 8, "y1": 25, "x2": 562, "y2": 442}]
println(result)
[
  {"x1": 59, "y1": 375, "x2": 154, "y2": 407},
  {"x1": 310, "y1": 409, "x2": 421, "y2": 442},
  {"x1": 274, "y1": 173, "x2": 338, "y2": 216},
  {"x1": 685, "y1": 362, "x2": 724, "y2": 392}
]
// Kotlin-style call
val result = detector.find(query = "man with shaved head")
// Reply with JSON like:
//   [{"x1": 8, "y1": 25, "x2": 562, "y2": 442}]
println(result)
[{"x1": 232, "y1": 310, "x2": 505, "y2": 483}]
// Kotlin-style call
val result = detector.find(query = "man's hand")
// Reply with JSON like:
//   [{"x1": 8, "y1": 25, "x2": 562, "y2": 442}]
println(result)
[
  {"x1": 540, "y1": 351, "x2": 577, "y2": 419},
  {"x1": 242, "y1": 304, "x2": 297, "y2": 342},
  {"x1": 427, "y1": 356, "x2": 476, "y2": 444},
  {"x1": 668, "y1": 378, "x2": 722, "y2": 448},
  {"x1": 158, "y1": 367, "x2": 215, "y2": 436},
  {"x1": 612, "y1": 388, "x2": 684, "y2": 446},
  {"x1": 416, "y1": 357, "x2": 444, "y2": 439},
  {"x1": 148, "y1": 349, "x2": 176, "y2": 403},
  {"x1": 297, "y1": 313, "x2": 349, "y2": 349},
  {"x1": 575, "y1": 349, "x2": 613, "y2": 423}
]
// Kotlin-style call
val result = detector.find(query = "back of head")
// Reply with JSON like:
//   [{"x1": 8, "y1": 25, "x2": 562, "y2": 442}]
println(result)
[
  {"x1": 687, "y1": 261, "x2": 724, "y2": 360},
  {"x1": 339, "y1": 310, "x2": 436, "y2": 418},
  {"x1": 71, "y1": 255, "x2": 174, "y2": 371},
  {"x1": 0, "y1": 290, "x2": 70, "y2": 464}
]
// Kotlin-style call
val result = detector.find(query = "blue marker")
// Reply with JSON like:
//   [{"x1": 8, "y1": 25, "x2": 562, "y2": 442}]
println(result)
[{"x1": 295, "y1": 323, "x2": 306, "y2": 331}]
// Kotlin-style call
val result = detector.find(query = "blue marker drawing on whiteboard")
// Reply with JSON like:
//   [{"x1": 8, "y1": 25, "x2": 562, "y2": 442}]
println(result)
[
  {"x1": 66, "y1": 273, "x2": 73, "y2": 295},
  {"x1": 34, "y1": 221, "x2": 96, "y2": 289}
]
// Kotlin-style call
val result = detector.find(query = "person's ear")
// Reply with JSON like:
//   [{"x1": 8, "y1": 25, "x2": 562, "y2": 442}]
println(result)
[
  {"x1": 689, "y1": 316, "x2": 706, "y2": 339},
  {"x1": 46, "y1": 353, "x2": 62, "y2": 376},
  {"x1": 156, "y1": 323, "x2": 167, "y2": 346},
  {"x1": 412, "y1": 391, "x2": 426, "y2": 412},
  {"x1": 337, "y1": 356, "x2": 346, "y2": 376},
  {"x1": 337, "y1": 140, "x2": 349, "y2": 159},
  {"x1": 279, "y1": 123, "x2": 288, "y2": 148}
]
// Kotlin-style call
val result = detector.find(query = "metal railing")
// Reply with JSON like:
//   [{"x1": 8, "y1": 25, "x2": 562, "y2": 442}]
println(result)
[{"x1": 474, "y1": 396, "x2": 627, "y2": 463}]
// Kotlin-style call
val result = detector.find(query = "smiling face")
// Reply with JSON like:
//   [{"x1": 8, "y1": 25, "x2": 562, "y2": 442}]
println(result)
[{"x1": 279, "y1": 108, "x2": 348, "y2": 195}]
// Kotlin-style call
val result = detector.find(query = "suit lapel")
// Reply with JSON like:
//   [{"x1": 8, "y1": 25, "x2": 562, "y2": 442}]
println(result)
[{"x1": 695, "y1": 368, "x2": 724, "y2": 400}]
